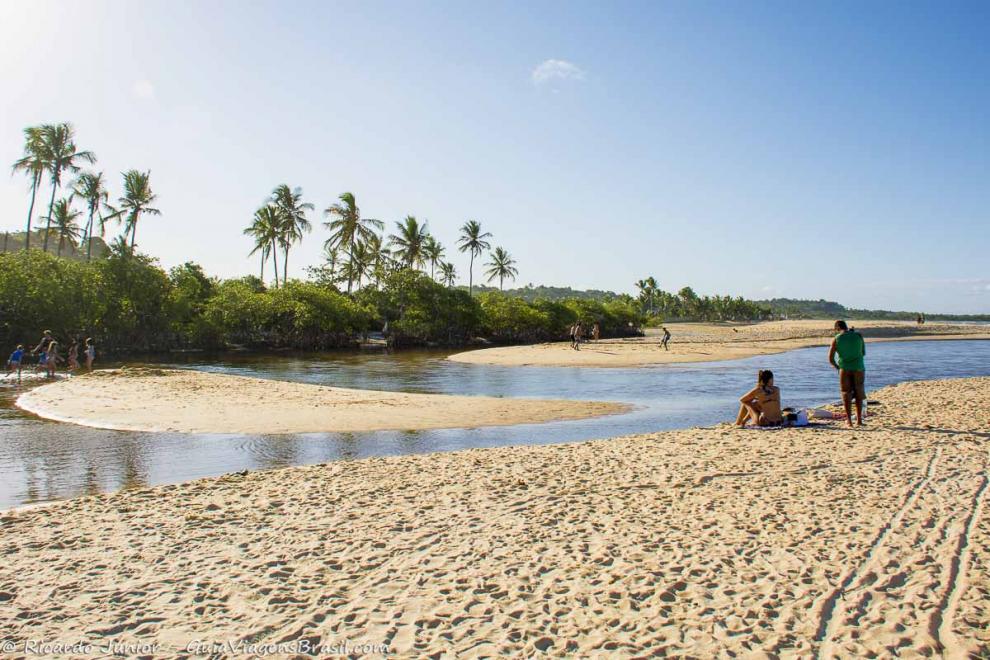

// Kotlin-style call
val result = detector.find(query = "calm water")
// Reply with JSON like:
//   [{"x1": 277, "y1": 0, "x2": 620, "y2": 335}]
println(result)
[{"x1": 1, "y1": 340, "x2": 988, "y2": 509}]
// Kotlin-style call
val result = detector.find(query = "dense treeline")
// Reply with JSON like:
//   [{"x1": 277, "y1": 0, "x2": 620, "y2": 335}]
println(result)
[
  {"x1": 0, "y1": 250, "x2": 643, "y2": 353},
  {"x1": 760, "y1": 298, "x2": 990, "y2": 322},
  {"x1": 634, "y1": 278, "x2": 773, "y2": 323}
]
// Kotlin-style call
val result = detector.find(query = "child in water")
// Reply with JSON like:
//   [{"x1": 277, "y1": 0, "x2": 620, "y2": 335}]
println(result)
[
  {"x1": 6, "y1": 345, "x2": 25, "y2": 379},
  {"x1": 84, "y1": 338, "x2": 95, "y2": 370}
]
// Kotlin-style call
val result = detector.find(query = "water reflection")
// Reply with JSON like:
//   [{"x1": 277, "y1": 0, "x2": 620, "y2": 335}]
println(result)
[{"x1": 1, "y1": 340, "x2": 988, "y2": 509}]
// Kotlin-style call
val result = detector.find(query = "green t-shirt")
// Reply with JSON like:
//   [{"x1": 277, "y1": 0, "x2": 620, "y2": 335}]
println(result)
[{"x1": 835, "y1": 330, "x2": 865, "y2": 371}]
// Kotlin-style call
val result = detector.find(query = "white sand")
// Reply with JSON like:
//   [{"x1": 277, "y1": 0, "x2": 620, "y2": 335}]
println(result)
[
  {"x1": 449, "y1": 319, "x2": 990, "y2": 367},
  {"x1": 1, "y1": 377, "x2": 987, "y2": 656},
  {"x1": 15, "y1": 368, "x2": 627, "y2": 434}
]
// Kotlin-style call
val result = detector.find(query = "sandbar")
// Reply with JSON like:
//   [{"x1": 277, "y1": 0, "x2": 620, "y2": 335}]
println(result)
[
  {"x1": 449, "y1": 319, "x2": 990, "y2": 367},
  {"x1": 15, "y1": 368, "x2": 626, "y2": 434}
]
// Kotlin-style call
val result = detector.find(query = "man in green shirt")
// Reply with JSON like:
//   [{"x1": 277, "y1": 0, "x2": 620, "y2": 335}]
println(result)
[{"x1": 828, "y1": 320, "x2": 866, "y2": 427}]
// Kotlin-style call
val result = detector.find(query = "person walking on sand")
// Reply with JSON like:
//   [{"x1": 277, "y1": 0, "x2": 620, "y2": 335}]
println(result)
[
  {"x1": 660, "y1": 326, "x2": 671, "y2": 351},
  {"x1": 569, "y1": 323, "x2": 578, "y2": 349},
  {"x1": 592, "y1": 322, "x2": 601, "y2": 342},
  {"x1": 6, "y1": 344, "x2": 25, "y2": 380},
  {"x1": 84, "y1": 338, "x2": 96, "y2": 370},
  {"x1": 573, "y1": 323, "x2": 584, "y2": 350},
  {"x1": 829, "y1": 320, "x2": 866, "y2": 427}
]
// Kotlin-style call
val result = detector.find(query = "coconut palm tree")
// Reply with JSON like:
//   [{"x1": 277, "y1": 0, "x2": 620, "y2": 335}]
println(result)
[
  {"x1": 40, "y1": 123, "x2": 95, "y2": 253},
  {"x1": 365, "y1": 232, "x2": 394, "y2": 287},
  {"x1": 438, "y1": 261, "x2": 457, "y2": 287},
  {"x1": 341, "y1": 240, "x2": 374, "y2": 289},
  {"x1": 72, "y1": 171, "x2": 113, "y2": 261},
  {"x1": 388, "y1": 215, "x2": 429, "y2": 269},
  {"x1": 118, "y1": 169, "x2": 160, "y2": 250},
  {"x1": 635, "y1": 276, "x2": 659, "y2": 317},
  {"x1": 484, "y1": 246, "x2": 518, "y2": 290},
  {"x1": 11, "y1": 126, "x2": 48, "y2": 251},
  {"x1": 244, "y1": 204, "x2": 282, "y2": 286},
  {"x1": 270, "y1": 184, "x2": 313, "y2": 284},
  {"x1": 423, "y1": 235, "x2": 445, "y2": 280},
  {"x1": 49, "y1": 198, "x2": 83, "y2": 257},
  {"x1": 324, "y1": 192, "x2": 384, "y2": 293},
  {"x1": 457, "y1": 220, "x2": 492, "y2": 296}
]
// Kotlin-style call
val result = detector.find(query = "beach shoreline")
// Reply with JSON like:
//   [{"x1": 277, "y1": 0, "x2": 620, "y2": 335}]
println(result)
[
  {"x1": 449, "y1": 319, "x2": 990, "y2": 368},
  {"x1": 0, "y1": 376, "x2": 987, "y2": 656}
]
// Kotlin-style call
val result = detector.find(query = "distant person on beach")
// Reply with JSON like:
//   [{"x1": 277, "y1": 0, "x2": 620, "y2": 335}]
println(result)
[
  {"x1": 568, "y1": 323, "x2": 578, "y2": 349},
  {"x1": 592, "y1": 322, "x2": 601, "y2": 342},
  {"x1": 67, "y1": 339, "x2": 79, "y2": 371},
  {"x1": 6, "y1": 344, "x2": 24, "y2": 379},
  {"x1": 45, "y1": 341, "x2": 60, "y2": 378},
  {"x1": 829, "y1": 320, "x2": 866, "y2": 427},
  {"x1": 660, "y1": 326, "x2": 671, "y2": 351},
  {"x1": 84, "y1": 338, "x2": 96, "y2": 370},
  {"x1": 573, "y1": 323, "x2": 584, "y2": 350},
  {"x1": 31, "y1": 329, "x2": 53, "y2": 357},
  {"x1": 736, "y1": 369, "x2": 783, "y2": 426},
  {"x1": 35, "y1": 349, "x2": 48, "y2": 373}
]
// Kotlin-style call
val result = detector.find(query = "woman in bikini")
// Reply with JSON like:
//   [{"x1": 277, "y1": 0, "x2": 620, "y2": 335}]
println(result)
[{"x1": 735, "y1": 369, "x2": 783, "y2": 427}]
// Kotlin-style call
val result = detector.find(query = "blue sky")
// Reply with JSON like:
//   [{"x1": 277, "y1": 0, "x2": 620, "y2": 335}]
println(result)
[{"x1": 2, "y1": 0, "x2": 987, "y2": 313}]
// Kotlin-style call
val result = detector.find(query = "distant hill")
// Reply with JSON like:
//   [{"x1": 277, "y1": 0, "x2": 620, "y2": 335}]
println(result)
[
  {"x1": 463, "y1": 284, "x2": 623, "y2": 302},
  {"x1": 0, "y1": 229, "x2": 110, "y2": 261},
  {"x1": 759, "y1": 298, "x2": 990, "y2": 322}
]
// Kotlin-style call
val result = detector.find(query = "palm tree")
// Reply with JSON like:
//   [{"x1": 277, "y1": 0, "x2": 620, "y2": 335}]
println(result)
[
  {"x1": 636, "y1": 276, "x2": 659, "y2": 317},
  {"x1": 118, "y1": 170, "x2": 160, "y2": 250},
  {"x1": 388, "y1": 215, "x2": 429, "y2": 269},
  {"x1": 271, "y1": 184, "x2": 313, "y2": 283},
  {"x1": 438, "y1": 261, "x2": 457, "y2": 287},
  {"x1": 322, "y1": 244, "x2": 340, "y2": 285},
  {"x1": 72, "y1": 171, "x2": 113, "y2": 261},
  {"x1": 365, "y1": 232, "x2": 393, "y2": 287},
  {"x1": 341, "y1": 240, "x2": 374, "y2": 289},
  {"x1": 484, "y1": 246, "x2": 519, "y2": 290},
  {"x1": 49, "y1": 198, "x2": 83, "y2": 257},
  {"x1": 244, "y1": 204, "x2": 282, "y2": 286},
  {"x1": 423, "y1": 235, "x2": 445, "y2": 280},
  {"x1": 324, "y1": 192, "x2": 384, "y2": 293},
  {"x1": 40, "y1": 123, "x2": 95, "y2": 253},
  {"x1": 457, "y1": 220, "x2": 492, "y2": 296},
  {"x1": 11, "y1": 126, "x2": 48, "y2": 251}
]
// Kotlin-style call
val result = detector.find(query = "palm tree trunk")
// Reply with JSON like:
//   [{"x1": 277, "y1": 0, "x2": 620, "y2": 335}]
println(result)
[
  {"x1": 346, "y1": 247, "x2": 354, "y2": 294},
  {"x1": 283, "y1": 246, "x2": 289, "y2": 284},
  {"x1": 25, "y1": 173, "x2": 39, "y2": 251},
  {"x1": 260, "y1": 254, "x2": 265, "y2": 282},
  {"x1": 82, "y1": 209, "x2": 94, "y2": 261},
  {"x1": 469, "y1": 252, "x2": 474, "y2": 295},
  {"x1": 271, "y1": 241, "x2": 280, "y2": 288},
  {"x1": 43, "y1": 173, "x2": 59, "y2": 253},
  {"x1": 129, "y1": 218, "x2": 138, "y2": 251},
  {"x1": 57, "y1": 235, "x2": 64, "y2": 257}
]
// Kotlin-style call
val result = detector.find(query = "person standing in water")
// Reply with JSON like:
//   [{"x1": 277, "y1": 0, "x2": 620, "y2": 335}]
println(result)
[
  {"x1": 45, "y1": 341, "x2": 60, "y2": 378},
  {"x1": 829, "y1": 320, "x2": 866, "y2": 427},
  {"x1": 84, "y1": 338, "x2": 96, "y2": 370},
  {"x1": 67, "y1": 339, "x2": 80, "y2": 371},
  {"x1": 660, "y1": 326, "x2": 671, "y2": 351},
  {"x1": 6, "y1": 345, "x2": 25, "y2": 380}
]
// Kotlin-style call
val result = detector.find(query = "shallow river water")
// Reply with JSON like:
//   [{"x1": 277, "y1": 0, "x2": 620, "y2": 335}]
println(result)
[{"x1": 0, "y1": 339, "x2": 988, "y2": 509}]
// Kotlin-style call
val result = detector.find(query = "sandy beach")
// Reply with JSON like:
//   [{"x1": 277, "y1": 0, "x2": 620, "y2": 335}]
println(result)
[
  {"x1": 1, "y1": 376, "x2": 987, "y2": 656},
  {"x1": 14, "y1": 368, "x2": 626, "y2": 434},
  {"x1": 449, "y1": 320, "x2": 990, "y2": 368}
]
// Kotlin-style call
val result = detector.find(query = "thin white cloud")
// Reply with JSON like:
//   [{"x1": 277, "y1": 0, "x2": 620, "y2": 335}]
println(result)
[
  {"x1": 132, "y1": 79, "x2": 156, "y2": 100},
  {"x1": 531, "y1": 59, "x2": 585, "y2": 85}
]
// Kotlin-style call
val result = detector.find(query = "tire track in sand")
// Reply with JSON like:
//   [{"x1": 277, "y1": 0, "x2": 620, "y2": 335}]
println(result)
[
  {"x1": 815, "y1": 447, "x2": 942, "y2": 659},
  {"x1": 931, "y1": 450, "x2": 989, "y2": 659}
]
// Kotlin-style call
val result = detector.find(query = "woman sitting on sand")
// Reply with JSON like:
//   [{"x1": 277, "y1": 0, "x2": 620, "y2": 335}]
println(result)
[{"x1": 736, "y1": 370, "x2": 783, "y2": 427}]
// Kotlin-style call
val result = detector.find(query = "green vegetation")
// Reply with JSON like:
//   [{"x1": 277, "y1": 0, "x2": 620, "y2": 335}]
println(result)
[
  {"x1": 7, "y1": 121, "x2": 980, "y2": 357},
  {"x1": 760, "y1": 298, "x2": 990, "y2": 322}
]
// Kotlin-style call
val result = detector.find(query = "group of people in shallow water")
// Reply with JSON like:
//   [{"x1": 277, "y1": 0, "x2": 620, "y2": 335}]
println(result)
[
  {"x1": 737, "y1": 320, "x2": 867, "y2": 429},
  {"x1": 5, "y1": 330, "x2": 95, "y2": 381}
]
